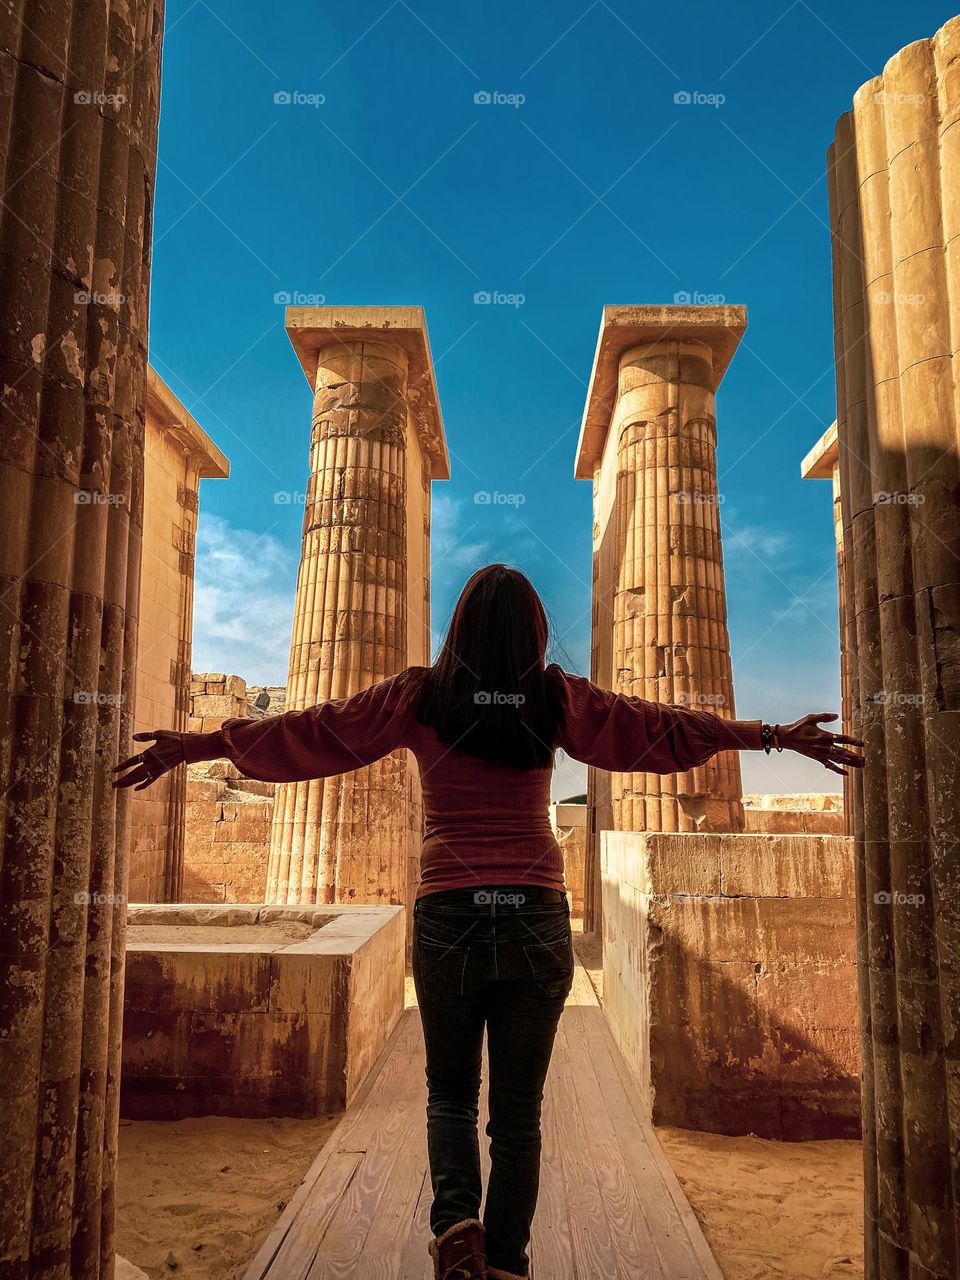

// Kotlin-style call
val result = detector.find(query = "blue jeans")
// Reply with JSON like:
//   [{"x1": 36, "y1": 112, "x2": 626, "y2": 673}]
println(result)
[{"x1": 412, "y1": 886, "x2": 574, "y2": 1277}]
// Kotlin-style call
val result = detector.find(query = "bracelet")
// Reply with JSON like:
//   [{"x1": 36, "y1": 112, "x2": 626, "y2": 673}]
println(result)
[{"x1": 761, "y1": 723, "x2": 783, "y2": 754}]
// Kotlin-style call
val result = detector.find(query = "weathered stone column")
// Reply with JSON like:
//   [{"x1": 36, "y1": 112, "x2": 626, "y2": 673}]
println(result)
[
  {"x1": 577, "y1": 306, "x2": 747, "y2": 929},
  {"x1": 268, "y1": 307, "x2": 447, "y2": 911},
  {"x1": 828, "y1": 18, "x2": 959, "y2": 1277},
  {"x1": 801, "y1": 422, "x2": 853, "y2": 830},
  {"x1": 0, "y1": 3, "x2": 163, "y2": 1276}
]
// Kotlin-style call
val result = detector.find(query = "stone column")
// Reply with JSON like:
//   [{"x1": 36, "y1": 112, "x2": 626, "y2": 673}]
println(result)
[
  {"x1": 827, "y1": 17, "x2": 959, "y2": 1278},
  {"x1": 576, "y1": 307, "x2": 748, "y2": 881},
  {"x1": 801, "y1": 422, "x2": 852, "y2": 830},
  {"x1": 0, "y1": 3, "x2": 163, "y2": 1276},
  {"x1": 268, "y1": 307, "x2": 447, "y2": 911}
]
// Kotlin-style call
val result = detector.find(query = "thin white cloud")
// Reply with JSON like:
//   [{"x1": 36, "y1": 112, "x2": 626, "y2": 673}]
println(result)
[{"x1": 191, "y1": 513, "x2": 297, "y2": 685}]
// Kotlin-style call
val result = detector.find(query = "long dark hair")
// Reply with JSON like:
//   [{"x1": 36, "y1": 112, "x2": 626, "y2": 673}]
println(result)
[{"x1": 416, "y1": 564, "x2": 561, "y2": 770}]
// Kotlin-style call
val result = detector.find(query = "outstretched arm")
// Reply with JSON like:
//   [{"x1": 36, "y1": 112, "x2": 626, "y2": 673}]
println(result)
[
  {"x1": 551, "y1": 667, "x2": 863, "y2": 776},
  {"x1": 114, "y1": 668, "x2": 423, "y2": 791}
]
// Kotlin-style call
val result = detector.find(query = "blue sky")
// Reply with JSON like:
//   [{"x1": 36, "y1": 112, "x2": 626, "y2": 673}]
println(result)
[{"x1": 149, "y1": 0, "x2": 954, "y2": 796}]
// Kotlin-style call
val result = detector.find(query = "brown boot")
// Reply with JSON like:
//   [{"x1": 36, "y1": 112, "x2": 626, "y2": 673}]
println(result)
[
  {"x1": 429, "y1": 1218, "x2": 487, "y2": 1279},
  {"x1": 487, "y1": 1268, "x2": 528, "y2": 1280}
]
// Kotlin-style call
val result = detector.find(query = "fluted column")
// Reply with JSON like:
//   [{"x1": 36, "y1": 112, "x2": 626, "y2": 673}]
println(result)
[
  {"x1": 268, "y1": 308, "x2": 447, "y2": 910},
  {"x1": 577, "y1": 308, "x2": 747, "y2": 875},
  {"x1": 828, "y1": 18, "x2": 959, "y2": 1278},
  {"x1": 0, "y1": 2, "x2": 163, "y2": 1276}
]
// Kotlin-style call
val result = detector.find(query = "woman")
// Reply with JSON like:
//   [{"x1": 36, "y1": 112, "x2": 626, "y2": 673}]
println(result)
[{"x1": 115, "y1": 563, "x2": 863, "y2": 1280}]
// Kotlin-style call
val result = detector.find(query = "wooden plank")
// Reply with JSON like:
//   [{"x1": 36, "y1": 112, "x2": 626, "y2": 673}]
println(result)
[
  {"x1": 529, "y1": 1028, "x2": 575, "y2": 1278},
  {"x1": 562, "y1": 1003, "x2": 662, "y2": 1280},
  {"x1": 397, "y1": 1170, "x2": 433, "y2": 1280},
  {"x1": 305, "y1": 1028, "x2": 425, "y2": 1279},
  {"x1": 584, "y1": 1003, "x2": 722, "y2": 1280},
  {"x1": 333, "y1": 1013, "x2": 422, "y2": 1152},
  {"x1": 344, "y1": 1074, "x2": 427, "y2": 1280},
  {"x1": 245, "y1": 1010, "x2": 420, "y2": 1280},
  {"x1": 548, "y1": 1015, "x2": 621, "y2": 1277}
]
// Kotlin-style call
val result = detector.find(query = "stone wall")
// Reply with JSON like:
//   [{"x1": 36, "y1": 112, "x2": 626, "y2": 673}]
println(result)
[
  {"x1": 121, "y1": 904, "x2": 405, "y2": 1118},
  {"x1": 550, "y1": 802, "x2": 586, "y2": 916},
  {"x1": 743, "y1": 793, "x2": 845, "y2": 835},
  {"x1": 601, "y1": 830, "x2": 860, "y2": 1140},
  {"x1": 129, "y1": 372, "x2": 228, "y2": 902},
  {"x1": 183, "y1": 763, "x2": 274, "y2": 903},
  {"x1": 189, "y1": 672, "x2": 250, "y2": 731},
  {"x1": 183, "y1": 676, "x2": 278, "y2": 903}
]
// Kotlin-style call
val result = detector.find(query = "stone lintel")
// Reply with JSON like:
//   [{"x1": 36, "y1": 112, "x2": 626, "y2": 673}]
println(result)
[
  {"x1": 146, "y1": 367, "x2": 231, "y2": 480},
  {"x1": 800, "y1": 420, "x2": 839, "y2": 479},
  {"x1": 285, "y1": 305, "x2": 450, "y2": 479},
  {"x1": 574, "y1": 304, "x2": 748, "y2": 480}
]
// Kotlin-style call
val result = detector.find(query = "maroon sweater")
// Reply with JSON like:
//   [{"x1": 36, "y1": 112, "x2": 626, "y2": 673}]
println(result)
[{"x1": 210, "y1": 665, "x2": 763, "y2": 897}]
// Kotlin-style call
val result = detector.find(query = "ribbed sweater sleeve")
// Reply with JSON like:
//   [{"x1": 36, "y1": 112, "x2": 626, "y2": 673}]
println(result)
[
  {"x1": 549, "y1": 665, "x2": 763, "y2": 772},
  {"x1": 213, "y1": 667, "x2": 424, "y2": 783}
]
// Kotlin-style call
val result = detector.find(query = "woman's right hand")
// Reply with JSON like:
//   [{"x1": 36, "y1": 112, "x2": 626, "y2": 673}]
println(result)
[{"x1": 775, "y1": 713, "x2": 865, "y2": 776}]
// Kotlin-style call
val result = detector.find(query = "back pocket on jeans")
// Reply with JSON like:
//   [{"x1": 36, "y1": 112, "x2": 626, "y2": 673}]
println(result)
[
  {"x1": 523, "y1": 934, "x2": 574, "y2": 999},
  {"x1": 414, "y1": 936, "x2": 470, "y2": 1008}
]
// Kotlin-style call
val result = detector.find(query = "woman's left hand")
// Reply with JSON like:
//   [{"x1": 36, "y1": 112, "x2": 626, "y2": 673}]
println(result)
[
  {"x1": 113, "y1": 730, "x2": 189, "y2": 791},
  {"x1": 776, "y1": 713, "x2": 865, "y2": 776}
]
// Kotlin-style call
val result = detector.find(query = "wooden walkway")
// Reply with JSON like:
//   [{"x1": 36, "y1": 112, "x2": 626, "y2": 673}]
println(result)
[{"x1": 244, "y1": 961, "x2": 722, "y2": 1280}]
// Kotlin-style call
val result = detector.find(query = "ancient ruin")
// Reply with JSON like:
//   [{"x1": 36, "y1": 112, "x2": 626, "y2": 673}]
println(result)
[
  {"x1": 128, "y1": 370, "x2": 228, "y2": 903},
  {"x1": 2, "y1": 5, "x2": 958, "y2": 1278},
  {"x1": 801, "y1": 422, "x2": 853, "y2": 822},
  {"x1": 121, "y1": 903, "x2": 403, "y2": 1119},
  {"x1": 576, "y1": 305, "x2": 748, "y2": 928},
  {"x1": 0, "y1": 4, "x2": 164, "y2": 1275},
  {"x1": 267, "y1": 308, "x2": 448, "y2": 914},
  {"x1": 827, "y1": 18, "x2": 960, "y2": 1276}
]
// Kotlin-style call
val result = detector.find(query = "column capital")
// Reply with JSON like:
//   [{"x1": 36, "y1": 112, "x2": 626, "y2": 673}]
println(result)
[
  {"x1": 146, "y1": 366, "x2": 230, "y2": 479},
  {"x1": 285, "y1": 304, "x2": 449, "y2": 479},
  {"x1": 800, "y1": 419, "x2": 839, "y2": 479},
  {"x1": 575, "y1": 304, "x2": 747, "y2": 479}
]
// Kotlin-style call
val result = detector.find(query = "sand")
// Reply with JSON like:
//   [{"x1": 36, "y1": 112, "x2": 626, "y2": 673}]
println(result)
[
  {"x1": 657, "y1": 1126, "x2": 864, "y2": 1279},
  {"x1": 125, "y1": 922, "x2": 321, "y2": 946},
  {"x1": 115, "y1": 1114, "x2": 338, "y2": 1280}
]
